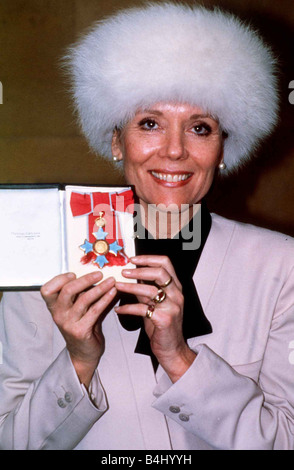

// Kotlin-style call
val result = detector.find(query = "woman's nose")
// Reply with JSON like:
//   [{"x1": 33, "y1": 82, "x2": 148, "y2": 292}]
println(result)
[{"x1": 159, "y1": 129, "x2": 187, "y2": 160}]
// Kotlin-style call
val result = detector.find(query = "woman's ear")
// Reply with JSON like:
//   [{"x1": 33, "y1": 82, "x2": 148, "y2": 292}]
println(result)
[{"x1": 111, "y1": 127, "x2": 124, "y2": 161}]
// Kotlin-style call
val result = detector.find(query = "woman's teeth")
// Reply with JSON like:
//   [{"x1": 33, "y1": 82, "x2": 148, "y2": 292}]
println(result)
[{"x1": 151, "y1": 171, "x2": 191, "y2": 182}]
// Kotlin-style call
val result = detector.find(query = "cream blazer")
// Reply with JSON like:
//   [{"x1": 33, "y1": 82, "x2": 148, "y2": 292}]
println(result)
[{"x1": 1, "y1": 214, "x2": 294, "y2": 450}]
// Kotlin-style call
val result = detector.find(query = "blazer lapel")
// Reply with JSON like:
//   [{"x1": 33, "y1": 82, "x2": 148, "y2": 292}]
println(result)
[{"x1": 193, "y1": 214, "x2": 236, "y2": 311}]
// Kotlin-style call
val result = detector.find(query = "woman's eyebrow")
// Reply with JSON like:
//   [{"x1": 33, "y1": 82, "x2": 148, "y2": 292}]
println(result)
[
  {"x1": 190, "y1": 113, "x2": 213, "y2": 120},
  {"x1": 138, "y1": 109, "x2": 163, "y2": 116},
  {"x1": 138, "y1": 110, "x2": 213, "y2": 119}
]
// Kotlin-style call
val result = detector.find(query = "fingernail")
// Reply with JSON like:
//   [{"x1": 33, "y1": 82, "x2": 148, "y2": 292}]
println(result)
[
  {"x1": 122, "y1": 270, "x2": 132, "y2": 276},
  {"x1": 93, "y1": 271, "x2": 102, "y2": 278},
  {"x1": 67, "y1": 272, "x2": 76, "y2": 279}
]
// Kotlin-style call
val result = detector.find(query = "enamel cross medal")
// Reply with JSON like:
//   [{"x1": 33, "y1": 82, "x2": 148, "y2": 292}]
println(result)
[{"x1": 79, "y1": 212, "x2": 125, "y2": 268}]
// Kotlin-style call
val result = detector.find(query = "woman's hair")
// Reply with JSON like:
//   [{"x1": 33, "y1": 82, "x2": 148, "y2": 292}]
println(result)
[{"x1": 65, "y1": 2, "x2": 279, "y2": 174}]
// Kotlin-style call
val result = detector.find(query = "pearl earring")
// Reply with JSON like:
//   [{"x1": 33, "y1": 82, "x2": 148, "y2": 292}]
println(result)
[
  {"x1": 219, "y1": 161, "x2": 226, "y2": 170},
  {"x1": 113, "y1": 156, "x2": 118, "y2": 162}
]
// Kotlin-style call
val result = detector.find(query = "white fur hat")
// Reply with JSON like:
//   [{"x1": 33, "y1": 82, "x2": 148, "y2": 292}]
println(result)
[{"x1": 66, "y1": 2, "x2": 279, "y2": 173}]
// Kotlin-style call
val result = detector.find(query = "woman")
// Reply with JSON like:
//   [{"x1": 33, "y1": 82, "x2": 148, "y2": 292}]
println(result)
[{"x1": 1, "y1": 3, "x2": 294, "y2": 450}]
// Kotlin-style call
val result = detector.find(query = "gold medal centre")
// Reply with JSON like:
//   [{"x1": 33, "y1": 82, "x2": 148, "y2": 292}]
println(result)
[{"x1": 93, "y1": 240, "x2": 109, "y2": 256}]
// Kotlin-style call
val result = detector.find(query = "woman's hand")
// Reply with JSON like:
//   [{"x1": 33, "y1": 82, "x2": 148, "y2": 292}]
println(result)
[
  {"x1": 41, "y1": 271, "x2": 117, "y2": 388},
  {"x1": 115, "y1": 255, "x2": 196, "y2": 382}
]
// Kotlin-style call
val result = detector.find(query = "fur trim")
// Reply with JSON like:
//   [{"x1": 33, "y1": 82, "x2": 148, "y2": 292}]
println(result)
[{"x1": 66, "y1": 2, "x2": 279, "y2": 173}]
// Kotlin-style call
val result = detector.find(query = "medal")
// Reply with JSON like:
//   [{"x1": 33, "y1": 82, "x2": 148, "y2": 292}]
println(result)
[
  {"x1": 80, "y1": 225, "x2": 123, "y2": 269},
  {"x1": 79, "y1": 202, "x2": 123, "y2": 269}
]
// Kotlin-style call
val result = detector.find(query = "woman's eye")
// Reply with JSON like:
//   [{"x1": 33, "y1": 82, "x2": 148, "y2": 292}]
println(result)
[
  {"x1": 139, "y1": 119, "x2": 158, "y2": 130},
  {"x1": 192, "y1": 124, "x2": 211, "y2": 135}
]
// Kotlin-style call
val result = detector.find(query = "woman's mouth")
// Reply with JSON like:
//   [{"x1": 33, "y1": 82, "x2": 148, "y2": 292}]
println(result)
[{"x1": 150, "y1": 170, "x2": 193, "y2": 185}]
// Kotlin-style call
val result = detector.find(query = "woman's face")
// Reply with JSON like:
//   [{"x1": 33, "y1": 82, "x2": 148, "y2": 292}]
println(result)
[{"x1": 112, "y1": 102, "x2": 224, "y2": 211}]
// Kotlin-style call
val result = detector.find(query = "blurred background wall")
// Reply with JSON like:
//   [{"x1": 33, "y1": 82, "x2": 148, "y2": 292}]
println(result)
[{"x1": 0, "y1": 0, "x2": 294, "y2": 235}]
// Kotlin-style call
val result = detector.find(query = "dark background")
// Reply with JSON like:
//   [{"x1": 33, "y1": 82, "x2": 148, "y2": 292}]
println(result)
[{"x1": 1, "y1": 0, "x2": 294, "y2": 235}]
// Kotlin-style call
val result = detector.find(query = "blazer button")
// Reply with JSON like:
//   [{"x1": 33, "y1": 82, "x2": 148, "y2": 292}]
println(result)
[
  {"x1": 57, "y1": 398, "x2": 67, "y2": 408},
  {"x1": 169, "y1": 405, "x2": 180, "y2": 414},
  {"x1": 179, "y1": 413, "x2": 190, "y2": 422},
  {"x1": 64, "y1": 392, "x2": 73, "y2": 403}
]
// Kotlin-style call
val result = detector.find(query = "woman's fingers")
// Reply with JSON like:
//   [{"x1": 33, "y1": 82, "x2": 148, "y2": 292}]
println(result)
[
  {"x1": 41, "y1": 272, "x2": 77, "y2": 307},
  {"x1": 116, "y1": 281, "x2": 157, "y2": 298},
  {"x1": 115, "y1": 299, "x2": 181, "y2": 329},
  {"x1": 117, "y1": 254, "x2": 184, "y2": 305},
  {"x1": 121, "y1": 267, "x2": 181, "y2": 298},
  {"x1": 130, "y1": 255, "x2": 174, "y2": 268},
  {"x1": 116, "y1": 280, "x2": 182, "y2": 307},
  {"x1": 41, "y1": 271, "x2": 103, "y2": 309},
  {"x1": 115, "y1": 302, "x2": 149, "y2": 317},
  {"x1": 41, "y1": 271, "x2": 118, "y2": 324},
  {"x1": 129, "y1": 255, "x2": 182, "y2": 290},
  {"x1": 74, "y1": 277, "x2": 117, "y2": 320},
  {"x1": 80, "y1": 285, "x2": 117, "y2": 329},
  {"x1": 57, "y1": 271, "x2": 104, "y2": 308}
]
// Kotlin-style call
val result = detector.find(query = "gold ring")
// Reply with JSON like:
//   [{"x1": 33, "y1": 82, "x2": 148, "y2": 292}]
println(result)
[
  {"x1": 157, "y1": 276, "x2": 173, "y2": 288},
  {"x1": 152, "y1": 288, "x2": 166, "y2": 304},
  {"x1": 146, "y1": 304, "x2": 155, "y2": 319}
]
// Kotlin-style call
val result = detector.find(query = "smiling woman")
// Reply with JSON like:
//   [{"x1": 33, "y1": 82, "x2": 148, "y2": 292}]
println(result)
[
  {"x1": 1, "y1": 2, "x2": 294, "y2": 451},
  {"x1": 111, "y1": 102, "x2": 224, "y2": 212}
]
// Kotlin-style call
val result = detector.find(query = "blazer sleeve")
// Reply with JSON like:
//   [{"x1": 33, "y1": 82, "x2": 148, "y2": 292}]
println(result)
[
  {"x1": 152, "y1": 266, "x2": 294, "y2": 450},
  {"x1": 0, "y1": 292, "x2": 108, "y2": 450}
]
